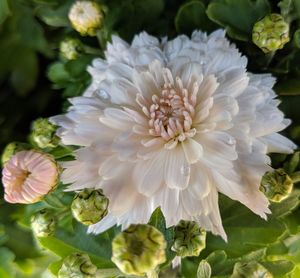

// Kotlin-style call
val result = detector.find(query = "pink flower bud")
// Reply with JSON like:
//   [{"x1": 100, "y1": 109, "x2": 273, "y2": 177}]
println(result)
[{"x1": 2, "y1": 150, "x2": 59, "y2": 204}]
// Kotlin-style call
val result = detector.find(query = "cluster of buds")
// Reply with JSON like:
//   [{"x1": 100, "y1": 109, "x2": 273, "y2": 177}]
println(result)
[
  {"x1": 60, "y1": 37, "x2": 83, "y2": 60},
  {"x1": 111, "y1": 224, "x2": 166, "y2": 276},
  {"x1": 172, "y1": 220, "x2": 206, "y2": 258},
  {"x1": 231, "y1": 261, "x2": 272, "y2": 278},
  {"x1": 58, "y1": 253, "x2": 97, "y2": 278},
  {"x1": 260, "y1": 168, "x2": 293, "y2": 202},
  {"x1": 68, "y1": 1, "x2": 104, "y2": 36},
  {"x1": 71, "y1": 189, "x2": 109, "y2": 225},
  {"x1": 252, "y1": 13, "x2": 290, "y2": 53},
  {"x1": 30, "y1": 118, "x2": 59, "y2": 149},
  {"x1": 31, "y1": 209, "x2": 56, "y2": 237}
]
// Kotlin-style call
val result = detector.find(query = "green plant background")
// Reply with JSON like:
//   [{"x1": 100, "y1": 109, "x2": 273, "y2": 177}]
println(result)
[{"x1": 1, "y1": 0, "x2": 300, "y2": 277}]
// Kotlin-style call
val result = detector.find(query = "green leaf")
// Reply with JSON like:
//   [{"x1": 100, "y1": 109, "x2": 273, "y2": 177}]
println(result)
[
  {"x1": 38, "y1": 223, "x2": 114, "y2": 268},
  {"x1": 261, "y1": 260, "x2": 295, "y2": 277},
  {"x1": 175, "y1": 1, "x2": 216, "y2": 35},
  {"x1": 197, "y1": 260, "x2": 211, "y2": 278},
  {"x1": 204, "y1": 195, "x2": 286, "y2": 258},
  {"x1": 284, "y1": 152, "x2": 300, "y2": 174},
  {"x1": 64, "y1": 55, "x2": 93, "y2": 79},
  {"x1": 47, "y1": 62, "x2": 72, "y2": 86},
  {"x1": 0, "y1": 247, "x2": 16, "y2": 278},
  {"x1": 148, "y1": 207, "x2": 175, "y2": 262},
  {"x1": 0, "y1": 0, "x2": 11, "y2": 24},
  {"x1": 35, "y1": 1, "x2": 72, "y2": 27},
  {"x1": 207, "y1": 0, "x2": 271, "y2": 41},
  {"x1": 269, "y1": 190, "x2": 300, "y2": 218},
  {"x1": 48, "y1": 259, "x2": 63, "y2": 276}
]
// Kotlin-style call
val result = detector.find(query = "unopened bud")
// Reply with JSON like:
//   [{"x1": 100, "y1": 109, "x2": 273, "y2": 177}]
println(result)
[
  {"x1": 31, "y1": 209, "x2": 56, "y2": 237},
  {"x1": 172, "y1": 220, "x2": 206, "y2": 258},
  {"x1": 252, "y1": 14, "x2": 289, "y2": 53},
  {"x1": 68, "y1": 1, "x2": 103, "y2": 36},
  {"x1": 31, "y1": 118, "x2": 59, "y2": 149},
  {"x1": 1, "y1": 142, "x2": 30, "y2": 165},
  {"x1": 58, "y1": 253, "x2": 97, "y2": 278},
  {"x1": 260, "y1": 168, "x2": 293, "y2": 202},
  {"x1": 71, "y1": 189, "x2": 109, "y2": 225},
  {"x1": 112, "y1": 224, "x2": 166, "y2": 276},
  {"x1": 231, "y1": 261, "x2": 273, "y2": 278},
  {"x1": 60, "y1": 38, "x2": 83, "y2": 60}
]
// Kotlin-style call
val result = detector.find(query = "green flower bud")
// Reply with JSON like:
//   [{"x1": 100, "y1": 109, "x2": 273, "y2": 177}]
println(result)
[
  {"x1": 172, "y1": 220, "x2": 206, "y2": 258},
  {"x1": 60, "y1": 37, "x2": 83, "y2": 60},
  {"x1": 58, "y1": 253, "x2": 97, "y2": 278},
  {"x1": 71, "y1": 189, "x2": 109, "y2": 225},
  {"x1": 260, "y1": 168, "x2": 293, "y2": 202},
  {"x1": 31, "y1": 209, "x2": 56, "y2": 237},
  {"x1": 252, "y1": 14, "x2": 290, "y2": 53},
  {"x1": 1, "y1": 142, "x2": 30, "y2": 165},
  {"x1": 68, "y1": 1, "x2": 104, "y2": 36},
  {"x1": 30, "y1": 118, "x2": 59, "y2": 149},
  {"x1": 112, "y1": 224, "x2": 167, "y2": 276},
  {"x1": 231, "y1": 261, "x2": 273, "y2": 278}
]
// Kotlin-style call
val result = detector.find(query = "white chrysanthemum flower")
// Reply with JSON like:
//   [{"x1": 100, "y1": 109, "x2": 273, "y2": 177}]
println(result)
[{"x1": 51, "y1": 30, "x2": 296, "y2": 240}]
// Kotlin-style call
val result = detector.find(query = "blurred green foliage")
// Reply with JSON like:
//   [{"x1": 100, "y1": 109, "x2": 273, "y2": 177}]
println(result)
[{"x1": 1, "y1": 0, "x2": 300, "y2": 277}]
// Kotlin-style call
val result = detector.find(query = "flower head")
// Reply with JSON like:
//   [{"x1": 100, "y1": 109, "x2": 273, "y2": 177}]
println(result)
[
  {"x1": 252, "y1": 14, "x2": 290, "y2": 53},
  {"x1": 58, "y1": 253, "x2": 97, "y2": 278},
  {"x1": 71, "y1": 189, "x2": 109, "y2": 225},
  {"x1": 51, "y1": 30, "x2": 296, "y2": 240},
  {"x1": 111, "y1": 224, "x2": 166, "y2": 276},
  {"x1": 68, "y1": 1, "x2": 103, "y2": 36},
  {"x1": 260, "y1": 168, "x2": 293, "y2": 202},
  {"x1": 31, "y1": 209, "x2": 56, "y2": 237},
  {"x1": 172, "y1": 220, "x2": 206, "y2": 257},
  {"x1": 31, "y1": 118, "x2": 59, "y2": 149},
  {"x1": 60, "y1": 37, "x2": 83, "y2": 60},
  {"x1": 2, "y1": 150, "x2": 59, "y2": 204}
]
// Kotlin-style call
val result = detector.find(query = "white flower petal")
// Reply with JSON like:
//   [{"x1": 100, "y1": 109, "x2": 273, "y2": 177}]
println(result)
[{"x1": 182, "y1": 138, "x2": 203, "y2": 164}]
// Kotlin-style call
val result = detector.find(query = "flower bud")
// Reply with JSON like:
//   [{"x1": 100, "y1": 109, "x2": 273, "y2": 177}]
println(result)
[
  {"x1": 71, "y1": 189, "x2": 109, "y2": 225},
  {"x1": 68, "y1": 1, "x2": 103, "y2": 36},
  {"x1": 252, "y1": 14, "x2": 290, "y2": 53},
  {"x1": 172, "y1": 220, "x2": 206, "y2": 258},
  {"x1": 231, "y1": 261, "x2": 273, "y2": 278},
  {"x1": 60, "y1": 37, "x2": 83, "y2": 60},
  {"x1": 260, "y1": 168, "x2": 293, "y2": 202},
  {"x1": 30, "y1": 118, "x2": 59, "y2": 149},
  {"x1": 58, "y1": 253, "x2": 97, "y2": 278},
  {"x1": 1, "y1": 142, "x2": 30, "y2": 165},
  {"x1": 31, "y1": 209, "x2": 56, "y2": 237},
  {"x1": 2, "y1": 150, "x2": 59, "y2": 204},
  {"x1": 111, "y1": 224, "x2": 167, "y2": 276}
]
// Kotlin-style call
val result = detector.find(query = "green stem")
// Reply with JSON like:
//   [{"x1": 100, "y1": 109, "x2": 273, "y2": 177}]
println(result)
[
  {"x1": 291, "y1": 171, "x2": 300, "y2": 183},
  {"x1": 83, "y1": 45, "x2": 102, "y2": 56},
  {"x1": 263, "y1": 51, "x2": 275, "y2": 69},
  {"x1": 96, "y1": 30, "x2": 104, "y2": 49}
]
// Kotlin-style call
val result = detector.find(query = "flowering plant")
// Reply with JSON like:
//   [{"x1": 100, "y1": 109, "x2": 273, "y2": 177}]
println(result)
[{"x1": 1, "y1": 0, "x2": 300, "y2": 277}]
